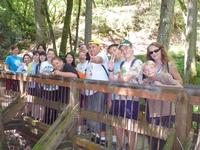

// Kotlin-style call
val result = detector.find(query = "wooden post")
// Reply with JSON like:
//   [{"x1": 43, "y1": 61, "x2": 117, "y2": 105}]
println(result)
[
  {"x1": 69, "y1": 79, "x2": 80, "y2": 107},
  {"x1": 18, "y1": 74, "x2": 25, "y2": 95},
  {"x1": 173, "y1": 90, "x2": 192, "y2": 149},
  {"x1": 0, "y1": 109, "x2": 7, "y2": 149},
  {"x1": 106, "y1": 125, "x2": 113, "y2": 150}
]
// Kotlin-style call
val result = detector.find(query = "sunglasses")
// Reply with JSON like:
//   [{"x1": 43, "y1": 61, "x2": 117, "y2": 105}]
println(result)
[{"x1": 149, "y1": 48, "x2": 161, "y2": 55}]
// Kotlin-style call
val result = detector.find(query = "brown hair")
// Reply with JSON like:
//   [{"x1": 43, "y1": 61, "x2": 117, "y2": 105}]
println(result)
[
  {"x1": 11, "y1": 45, "x2": 18, "y2": 51},
  {"x1": 51, "y1": 57, "x2": 63, "y2": 64},
  {"x1": 22, "y1": 54, "x2": 32, "y2": 62},
  {"x1": 65, "y1": 52, "x2": 76, "y2": 67},
  {"x1": 37, "y1": 43, "x2": 46, "y2": 51},
  {"x1": 146, "y1": 42, "x2": 169, "y2": 65},
  {"x1": 47, "y1": 48, "x2": 57, "y2": 56}
]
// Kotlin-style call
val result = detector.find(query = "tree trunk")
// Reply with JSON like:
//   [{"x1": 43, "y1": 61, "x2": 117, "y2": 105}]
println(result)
[
  {"x1": 157, "y1": 0, "x2": 175, "y2": 50},
  {"x1": 184, "y1": 0, "x2": 197, "y2": 84},
  {"x1": 44, "y1": 0, "x2": 57, "y2": 53},
  {"x1": 59, "y1": 0, "x2": 73, "y2": 56},
  {"x1": 33, "y1": 0, "x2": 47, "y2": 46},
  {"x1": 84, "y1": 0, "x2": 92, "y2": 44},
  {"x1": 74, "y1": 0, "x2": 82, "y2": 52},
  {"x1": 69, "y1": 27, "x2": 73, "y2": 51}
]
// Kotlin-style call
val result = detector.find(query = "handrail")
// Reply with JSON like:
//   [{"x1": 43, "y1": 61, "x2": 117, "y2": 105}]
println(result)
[
  {"x1": 0, "y1": 73, "x2": 200, "y2": 104},
  {"x1": 0, "y1": 72, "x2": 198, "y2": 149}
]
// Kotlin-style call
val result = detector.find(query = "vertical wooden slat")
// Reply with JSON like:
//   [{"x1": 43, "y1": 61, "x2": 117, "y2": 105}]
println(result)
[
  {"x1": 32, "y1": 80, "x2": 80, "y2": 150},
  {"x1": 106, "y1": 125, "x2": 112, "y2": 150},
  {"x1": 19, "y1": 75, "x2": 24, "y2": 95},
  {"x1": 0, "y1": 109, "x2": 7, "y2": 149},
  {"x1": 173, "y1": 91, "x2": 192, "y2": 149},
  {"x1": 69, "y1": 80, "x2": 80, "y2": 107}
]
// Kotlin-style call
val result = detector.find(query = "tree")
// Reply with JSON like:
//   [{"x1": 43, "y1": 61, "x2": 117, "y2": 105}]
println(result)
[
  {"x1": 74, "y1": 0, "x2": 82, "y2": 52},
  {"x1": 44, "y1": 0, "x2": 56, "y2": 52},
  {"x1": 184, "y1": 0, "x2": 197, "y2": 84},
  {"x1": 157, "y1": 0, "x2": 175, "y2": 50},
  {"x1": 84, "y1": 0, "x2": 92, "y2": 44},
  {"x1": 59, "y1": 0, "x2": 73, "y2": 56},
  {"x1": 1, "y1": 0, "x2": 35, "y2": 43},
  {"x1": 33, "y1": 0, "x2": 47, "y2": 46}
]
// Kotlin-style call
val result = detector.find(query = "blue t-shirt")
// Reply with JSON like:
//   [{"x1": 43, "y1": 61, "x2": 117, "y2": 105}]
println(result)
[
  {"x1": 114, "y1": 60, "x2": 123, "y2": 75},
  {"x1": 5, "y1": 55, "x2": 22, "y2": 73}
]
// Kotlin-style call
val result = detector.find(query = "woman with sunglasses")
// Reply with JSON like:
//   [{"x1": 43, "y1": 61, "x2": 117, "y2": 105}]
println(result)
[
  {"x1": 145, "y1": 42, "x2": 182, "y2": 150},
  {"x1": 146, "y1": 42, "x2": 182, "y2": 84}
]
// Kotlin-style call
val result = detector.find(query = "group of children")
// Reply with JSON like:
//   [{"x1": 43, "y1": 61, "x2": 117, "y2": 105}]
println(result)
[{"x1": 2, "y1": 39, "x2": 182, "y2": 150}]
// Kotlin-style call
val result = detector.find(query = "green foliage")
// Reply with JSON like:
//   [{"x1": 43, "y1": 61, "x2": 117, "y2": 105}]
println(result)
[
  {"x1": 0, "y1": 0, "x2": 35, "y2": 51},
  {"x1": 94, "y1": 0, "x2": 146, "y2": 7},
  {"x1": 171, "y1": 53, "x2": 184, "y2": 79},
  {"x1": 174, "y1": 11, "x2": 185, "y2": 31},
  {"x1": 182, "y1": 131, "x2": 194, "y2": 150},
  {"x1": 192, "y1": 106, "x2": 200, "y2": 130},
  {"x1": 163, "y1": 131, "x2": 175, "y2": 150}
]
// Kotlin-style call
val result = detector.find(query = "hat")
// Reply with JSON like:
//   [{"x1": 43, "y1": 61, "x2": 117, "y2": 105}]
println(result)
[
  {"x1": 119, "y1": 39, "x2": 132, "y2": 49},
  {"x1": 88, "y1": 39, "x2": 101, "y2": 46}
]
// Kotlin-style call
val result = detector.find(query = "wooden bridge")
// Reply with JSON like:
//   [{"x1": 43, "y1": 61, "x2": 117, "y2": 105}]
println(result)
[{"x1": 0, "y1": 72, "x2": 200, "y2": 150}]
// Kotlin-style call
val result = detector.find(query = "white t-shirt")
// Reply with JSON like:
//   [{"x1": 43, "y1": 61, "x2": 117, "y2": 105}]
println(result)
[
  {"x1": 86, "y1": 50, "x2": 109, "y2": 81},
  {"x1": 39, "y1": 61, "x2": 58, "y2": 91},
  {"x1": 85, "y1": 51, "x2": 109, "y2": 95},
  {"x1": 39, "y1": 61, "x2": 54, "y2": 75},
  {"x1": 76, "y1": 60, "x2": 89, "y2": 74}
]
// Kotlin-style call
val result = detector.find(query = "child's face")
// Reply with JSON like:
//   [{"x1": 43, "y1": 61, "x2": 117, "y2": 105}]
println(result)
[
  {"x1": 143, "y1": 64, "x2": 156, "y2": 78},
  {"x1": 52, "y1": 59, "x2": 63, "y2": 71},
  {"x1": 78, "y1": 52, "x2": 86, "y2": 63}
]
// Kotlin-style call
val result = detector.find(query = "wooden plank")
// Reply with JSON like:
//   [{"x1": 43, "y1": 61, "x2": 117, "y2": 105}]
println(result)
[
  {"x1": 2, "y1": 95, "x2": 26, "y2": 124},
  {"x1": 4, "y1": 120, "x2": 25, "y2": 130},
  {"x1": 27, "y1": 95, "x2": 63, "y2": 110},
  {"x1": 190, "y1": 95, "x2": 200, "y2": 105},
  {"x1": 74, "y1": 136, "x2": 105, "y2": 150},
  {"x1": 23, "y1": 116, "x2": 49, "y2": 132},
  {"x1": 0, "y1": 73, "x2": 181, "y2": 102},
  {"x1": 2, "y1": 73, "x2": 200, "y2": 104},
  {"x1": 32, "y1": 104, "x2": 79, "y2": 150},
  {"x1": 80, "y1": 109, "x2": 174, "y2": 140}
]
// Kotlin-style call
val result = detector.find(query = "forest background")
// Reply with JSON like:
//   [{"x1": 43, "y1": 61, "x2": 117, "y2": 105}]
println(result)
[{"x1": 0, "y1": 0, "x2": 199, "y2": 84}]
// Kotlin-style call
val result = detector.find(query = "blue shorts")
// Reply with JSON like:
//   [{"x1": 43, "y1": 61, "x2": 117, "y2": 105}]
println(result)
[{"x1": 109, "y1": 100, "x2": 139, "y2": 120}]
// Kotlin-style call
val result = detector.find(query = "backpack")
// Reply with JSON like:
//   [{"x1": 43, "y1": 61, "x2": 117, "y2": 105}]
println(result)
[{"x1": 120, "y1": 58, "x2": 137, "y2": 69}]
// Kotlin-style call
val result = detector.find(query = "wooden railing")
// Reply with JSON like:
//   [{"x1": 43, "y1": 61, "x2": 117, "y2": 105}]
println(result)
[{"x1": 0, "y1": 72, "x2": 200, "y2": 150}]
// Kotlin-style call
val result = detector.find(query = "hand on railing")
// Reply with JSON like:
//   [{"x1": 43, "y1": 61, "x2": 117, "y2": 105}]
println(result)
[
  {"x1": 52, "y1": 70, "x2": 61, "y2": 76},
  {"x1": 3, "y1": 70, "x2": 16, "y2": 75}
]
